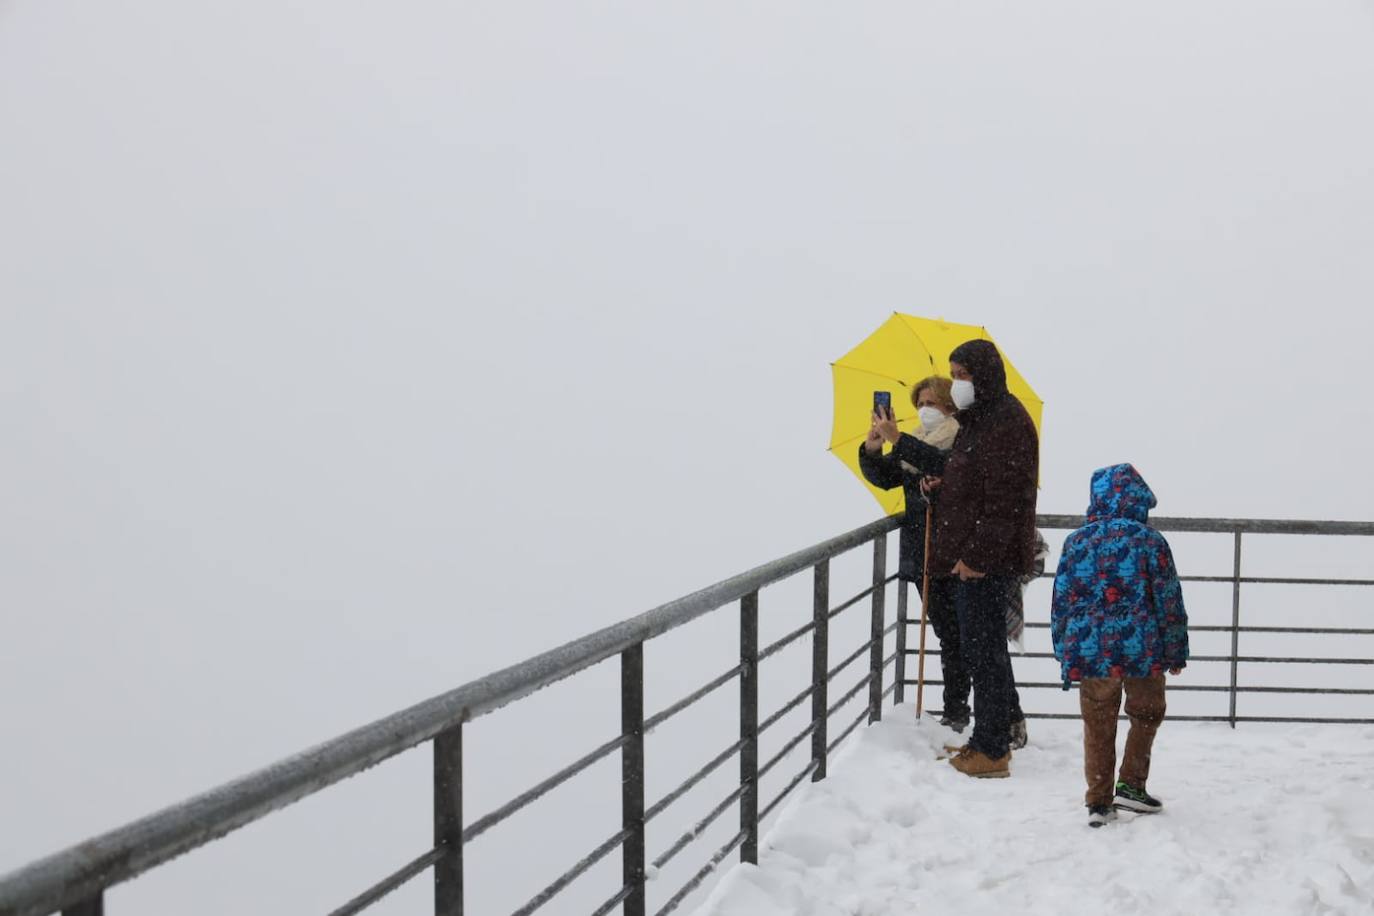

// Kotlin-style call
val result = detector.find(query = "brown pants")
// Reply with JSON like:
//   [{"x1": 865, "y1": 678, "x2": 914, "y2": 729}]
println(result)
[{"x1": 1080, "y1": 675, "x2": 1166, "y2": 807}]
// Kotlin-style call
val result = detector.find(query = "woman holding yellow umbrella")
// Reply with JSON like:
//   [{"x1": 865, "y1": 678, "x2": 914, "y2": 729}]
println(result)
[{"x1": 858, "y1": 377, "x2": 971, "y2": 732}]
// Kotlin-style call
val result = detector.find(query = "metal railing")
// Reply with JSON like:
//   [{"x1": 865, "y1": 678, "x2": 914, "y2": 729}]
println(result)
[
  {"x1": 1, "y1": 514, "x2": 1370, "y2": 916},
  {"x1": 0, "y1": 517, "x2": 904, "y2": 916},
  {"x1": 898, "y1": 515, "x2": 1374, "y2": 727}
]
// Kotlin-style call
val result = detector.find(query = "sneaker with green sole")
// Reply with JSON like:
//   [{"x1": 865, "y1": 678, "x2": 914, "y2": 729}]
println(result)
[{"x1": 1114, "y1": 781, "x2": 1163, "y2": 813}]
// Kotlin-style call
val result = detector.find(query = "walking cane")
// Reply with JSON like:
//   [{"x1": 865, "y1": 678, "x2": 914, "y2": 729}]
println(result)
[{"x1": 915, "y1": 504, "x2": 933, "y2": 718}]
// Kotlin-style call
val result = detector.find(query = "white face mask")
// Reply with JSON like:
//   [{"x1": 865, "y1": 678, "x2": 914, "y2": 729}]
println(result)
[
  {"x1": 951, "y1": 379, "x2": 976, "y2": 410},
  {"x1": 918, "y1": 406, "x2": 947, "y2": 430}
]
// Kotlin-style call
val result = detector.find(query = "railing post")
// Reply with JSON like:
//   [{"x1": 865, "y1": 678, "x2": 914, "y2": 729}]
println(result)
[
  {"x1": 894, "y1": 578, "x2": 908, "y2": 706},
  {"x1": 811, "y1": 560, "x2": 830, "y2": 782},
  {"x1": 1229, "y1": 531, "x2": 1243, "y2": 729},
  {"x1": 434, "y1": 723, "x2": 464, "y2": 916},
  {"x1": 868, "y1": 533, "x2": 887, "y2": 723},
  {"x1": 64, "y1": 895, "x2": 103, "y2": 916},
  {"x1": 739, "y1": 591, "x2": 760, "y2": 864},
  {"x1": 622, "y1": 644, "x2": 646, "y2": 916}
]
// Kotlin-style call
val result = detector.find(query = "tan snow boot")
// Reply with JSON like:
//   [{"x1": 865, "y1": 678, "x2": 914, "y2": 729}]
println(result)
[{"x1": 948, "y1": 748, "x2": 1011, "y2": 778}]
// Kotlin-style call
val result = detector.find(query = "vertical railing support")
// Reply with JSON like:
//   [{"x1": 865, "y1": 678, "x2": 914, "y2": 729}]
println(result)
[
  {"x1": 64, "y1": 895, "x2": 103, "y2": 916},
  {"x1": 1229, "y1": 531, "x2": 1243, "y2": 729},
  {"x1": 622, "y1": 644, "x2": 646, "y2": 916},
  {"x1": 868, "y1": 533, "x2": 887, "y2": 723},
  {"x1": 434, "y1": 723, "x2": 464, "y2": 916},
  {"x1": 811, "y1": 560, "x2": 830, "y2": 782},
  {"x1": 739, "y1": 591, "x2": 760, "y2": 864},
  {"x1": 894, "y1": 578, "x2": 908, "y2": 706}
]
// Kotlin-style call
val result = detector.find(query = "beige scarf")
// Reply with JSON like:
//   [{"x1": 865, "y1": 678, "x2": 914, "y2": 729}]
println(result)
[{"x1": 899, "y1": 415, "x2": 958, "y2": 476}]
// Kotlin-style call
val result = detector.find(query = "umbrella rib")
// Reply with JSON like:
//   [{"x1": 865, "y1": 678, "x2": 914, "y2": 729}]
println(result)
[
  {"x1": 831, "y1": 365, "x2": 911, "y2": 388},
  {"x1": 893, "y1": 313, "x2": 938, "y2": 371}
]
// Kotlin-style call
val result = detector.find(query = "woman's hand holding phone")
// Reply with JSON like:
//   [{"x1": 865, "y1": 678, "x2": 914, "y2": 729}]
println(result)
[
  {"x1": 864, "y1": 415, "x2": 884, "y2": 453},
  {"x1": 872, "y1": 405, "x2": 900, "y2": 444}
]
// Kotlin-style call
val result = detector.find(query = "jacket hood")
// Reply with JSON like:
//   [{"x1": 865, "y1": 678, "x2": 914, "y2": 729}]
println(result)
[
  {"x1": 948, "y1": 339, "x2": 1009, "y2": 401},
  {"x1": 1086, "y1": 463, "x2": 1157, "y2": 524}
]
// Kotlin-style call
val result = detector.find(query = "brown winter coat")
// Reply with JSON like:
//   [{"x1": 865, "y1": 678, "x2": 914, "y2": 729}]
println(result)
[{"x1": 892, "y1": 340, "x2": 1039, "y2": 577}]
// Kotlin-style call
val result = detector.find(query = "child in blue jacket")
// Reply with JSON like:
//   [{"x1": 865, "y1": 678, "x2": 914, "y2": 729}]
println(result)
[{"x1": 1051, "y1": 464, "x2": 1189, "y2": 827}]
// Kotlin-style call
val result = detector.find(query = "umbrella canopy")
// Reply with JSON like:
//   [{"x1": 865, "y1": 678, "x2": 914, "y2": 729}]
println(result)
[{"x1": 830, "y1": 313, "x2": 1043, "y2": 515}]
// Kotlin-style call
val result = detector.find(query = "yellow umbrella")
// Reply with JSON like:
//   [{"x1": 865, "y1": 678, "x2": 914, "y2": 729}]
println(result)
[{"x1": 829, "y1": 313, "x2": 1043, "y2": 516}]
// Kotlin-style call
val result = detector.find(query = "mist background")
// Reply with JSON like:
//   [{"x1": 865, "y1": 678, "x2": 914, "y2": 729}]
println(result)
[{"x1": 3, "y1": 1, "x2": 1373, "y2": 913}]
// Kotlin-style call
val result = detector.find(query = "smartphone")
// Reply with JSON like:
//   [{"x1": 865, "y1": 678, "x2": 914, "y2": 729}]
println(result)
[{"x1": 872, "y1": 390, "x2": 892, "y2": 417}]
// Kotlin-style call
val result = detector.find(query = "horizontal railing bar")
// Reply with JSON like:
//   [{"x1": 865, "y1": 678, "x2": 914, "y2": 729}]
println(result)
[
  {"x1": 918, "y1": 680, "x2": 1374, "y2": 696},
  {"x1": 901, "y1": 650, "x2": 1374, "y2": 665},
  {"x1": 1023, "y1": 713, "x2": 1374, "y2": 724},
  {"x1": 464, "y1": 734, "x2": 627, "y2": 843},
  {"x1": 644, "y1": 664, "x2": 743, "y2": 732},
  {"x1": 1222, "y1": 656, "x2": 1374, "y2": 664},
  {"x1": 511, "y1": 828, "x2": 631, "y2": 916},
  {"x1": 645, "y1": 739, "x2": 746, "y2": 824},
  {"x1": 1017, "y1": 574, "x2": 1374, "y2": 586},
  {"x1": 758, "y1": 581, "x2": 898, "y2": 668},
  {"x1": 1019, "y1": 623, "x2": 1374, "y2": 634},
  {"x1": 654, "y1": 831, "x2": 749, "y2": 916},
  {"x1": 758, "y1": 684, "x2": 814, "y2": 735},
  {"x1": 1019, "y1": 713, "x2": 1235, "y2": 721},
  {"x1": 590, "y1": 883, "x2": 636, "y2": 916},
  {"x1": 0, "y1": 517, "x2": 904, "y2": 916},
  {"x1": 1214, "y1": 717, "x2": 1374, "y2": 724},
  {"x1": 1191, "y1": 625, "x2": 1374, "y2": 634},
  {"x1": 1036, "y1": 515, "x2": 1374, "y2": 535},
  {"x1": 759, "y1": 723, "x2": 817, "y2": 781},
  {"x1": 826, "y1": 674, "x2": 873, "y2": 718},
  {"x1": 759, "y1": 761, "x2": 818, "y2": 822},
  {"x1": 758, "y1": 620, "x2": 817, "y2": 663},
  {"x1": 1015, "y1": 572, "x2": 1374, "y2": 585},
  {"x1": 828, "y1": 638, "x2": 876, "y2": 682},
  {"x1": 1229, "y1": 685, "x2": 1374, "y2": 695},
  {"x1": 327, "y1": 847, "x2": 444, "y2": 916},
  {"x1": 1179, "y1": 576, "x2": 1374, "y2": 586},
  {"x1": 828, "y1": 583, "x2": 880, "y2": 621},
  {"x1": 651, "y1": 784, "x2": 747, "y2": 872},
  {"x1": 1018, "y1": 572, "x2": 1374, "y2": 584},
  {"x1": 827, "y1": 576, "x2": 897, "y2": 622},
  {"x1": 827, "y1": 707, "x2": 869, "y2": 755}
]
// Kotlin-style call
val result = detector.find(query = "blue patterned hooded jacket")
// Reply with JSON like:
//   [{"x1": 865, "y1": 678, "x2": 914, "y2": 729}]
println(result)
[{"x1": 1050, "y1": 464, "x2": 1189, "y2": 687}]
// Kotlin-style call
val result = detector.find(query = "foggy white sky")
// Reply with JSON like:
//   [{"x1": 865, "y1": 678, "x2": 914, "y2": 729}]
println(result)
[{"x1": 3, "y1": 1, "x2": 1373, "y2": 913}]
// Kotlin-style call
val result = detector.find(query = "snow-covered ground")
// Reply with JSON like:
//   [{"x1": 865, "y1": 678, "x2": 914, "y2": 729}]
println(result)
[{"x1": 692, "y1": 716, "x2": 1374, "y2": 916}]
